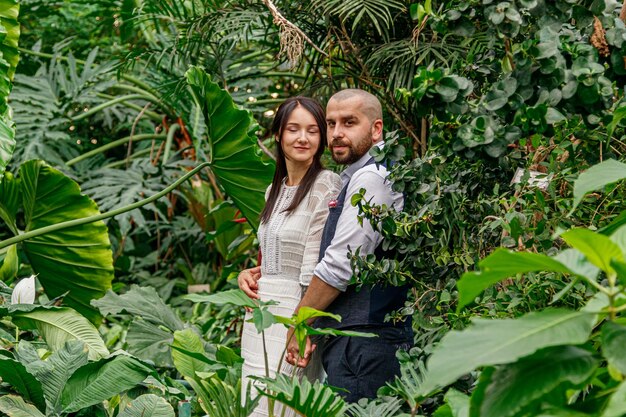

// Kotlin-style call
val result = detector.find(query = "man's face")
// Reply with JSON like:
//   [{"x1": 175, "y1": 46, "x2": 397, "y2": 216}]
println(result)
[{"x1": 326, "y1": 97, "x2": 382, "y2": 165}]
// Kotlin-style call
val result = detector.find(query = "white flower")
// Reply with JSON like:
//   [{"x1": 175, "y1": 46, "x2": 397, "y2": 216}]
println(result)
[{"x1": 11, "y1": 275, "x2": 36, "y2": 304}]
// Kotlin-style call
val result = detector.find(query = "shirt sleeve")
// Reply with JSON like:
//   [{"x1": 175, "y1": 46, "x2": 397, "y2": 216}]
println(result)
[
  {"x1": 299, "y1": 171, "x2": 343, "y2": 286},
  {"x1": 313, "y1": 168, "x2": 403, "y2": 291}
]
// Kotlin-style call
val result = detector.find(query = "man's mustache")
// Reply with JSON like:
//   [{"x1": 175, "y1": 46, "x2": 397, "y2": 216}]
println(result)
[{"x1": 329, "y1": 139, "x2": 349, "y2": 147}]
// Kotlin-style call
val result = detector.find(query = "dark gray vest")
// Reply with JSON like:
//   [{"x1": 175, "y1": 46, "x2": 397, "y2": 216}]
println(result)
[{"x1": 315, "y1": 158, "x2": 412, "y2": 333}]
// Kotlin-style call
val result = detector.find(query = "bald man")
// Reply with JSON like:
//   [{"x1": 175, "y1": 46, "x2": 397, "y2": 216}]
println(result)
[{"x1": 285, "y1": 89, "x2": 413, "y2": 402}]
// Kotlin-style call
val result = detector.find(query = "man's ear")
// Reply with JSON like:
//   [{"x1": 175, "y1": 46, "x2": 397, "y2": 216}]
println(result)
[{"x1": 371, "y1": 119, "x2": 383, "y2": 142}]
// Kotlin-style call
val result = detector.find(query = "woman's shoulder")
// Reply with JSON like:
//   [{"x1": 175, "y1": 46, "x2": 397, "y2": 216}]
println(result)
[
  {"x1": 311, "y1": 169, "x2": 342, "y2": 195},
  {"x1": 315, "y1": 169, "x2": 341, "y2": 185}
]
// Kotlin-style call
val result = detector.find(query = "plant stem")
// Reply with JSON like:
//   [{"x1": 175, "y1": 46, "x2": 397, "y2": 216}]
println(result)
[
  {"x1": 65, "y1": 133, "x2": 167, "y2": 166},
  {"x1": 95, "y1": 93, "x2": 163, "y2": 121},
  {"x1": 162, "y1": 123, "x2": 180, "y2": 165},
  {"x1": 0, "y1": 162, "x2": 211, "y2": 250},
  {"x1": 71, "y1": 94, "x2": 150, "y2": 121}
]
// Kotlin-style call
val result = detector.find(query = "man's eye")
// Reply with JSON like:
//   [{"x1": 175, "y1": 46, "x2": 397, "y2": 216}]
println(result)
[
  {"x1": 345, "y1": 121, "x2": 353, "y2": 126},
  {"x1": 327, "y1": 122, "x2": 335, "y2": 127}
]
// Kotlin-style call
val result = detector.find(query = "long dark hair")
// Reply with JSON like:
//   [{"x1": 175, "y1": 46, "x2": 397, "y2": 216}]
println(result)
[{"x1": 260, "y1": 97, "x2": 327, "y2": 224}]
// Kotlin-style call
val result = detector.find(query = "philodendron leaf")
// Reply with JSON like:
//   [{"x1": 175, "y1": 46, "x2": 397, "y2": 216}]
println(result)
[
  {"x1": 60, "y1": 355, "x2": 153, "y2": 413},
  {"x1": 11, "y1": 306, "x2": 109, "y2": 360},
  {"x1": 0, "y1": 160, "x2": 114, "y2": 323},
  {"x1": 469, "y1": 346, "x2": 597, "y2": 417},
  {"x1": 561, "y1": 228, "x2": 624, "y2": 274},
  {"x1": 572, "y1": 159, "x2": 626, "y2": 211},
  {"x1": 16, "y1": 340, "x2": 88, "y2": 413},
  {"x1": 185, "y1": 66, "x2": 274, "y2": 232},
  {"x1": 92, "y1": 285, "x2": 184, "y2": 331},
  {"x1": 420, "y1": 309, "x2": 595, "y2": 395},
  {"x1": 185, "y1": 288, "x2": 264, "y2": 309},
  {"x1": 171, "y1": 329, "x2": 212, "y2": 379},
  {"x1": 601, "y1": 321, "x2": 626, "y2": 375},
  {"x1": 0, "y1": 395, "x2": 45, "y2": 417},
  {"x1": 259, "y1": 374, "x2": 347, "y2": 417},
  {"x1": 457, "y1": 249, "x2": 573, "y2": 311},
  {"x1": 117, "y1": 394, "x2": 175, "y2": 417},
  {"x1": 0, "y1": 357, "x2": 45, "y2": 412},
  {"x1": 252, "y1": 307, "x2": 276, "y2": 333},
  {"x1": 0, "y1": 0, "x2": 20, "y2": 181}
]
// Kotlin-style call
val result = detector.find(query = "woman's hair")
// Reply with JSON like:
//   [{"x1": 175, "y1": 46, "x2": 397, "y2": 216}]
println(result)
[{"x1": 260, "y1": 97, "x2": 327, "y2": 224}]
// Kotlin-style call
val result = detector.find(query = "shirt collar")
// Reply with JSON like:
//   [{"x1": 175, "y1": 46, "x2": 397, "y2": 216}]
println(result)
[{"x1": 340, "y1": 141, "x2": 385, "y2": 183}]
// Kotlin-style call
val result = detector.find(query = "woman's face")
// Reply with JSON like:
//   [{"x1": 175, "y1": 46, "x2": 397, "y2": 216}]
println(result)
[{"x1": 280, "y1": 105, "x2": 321, "y2": 167}]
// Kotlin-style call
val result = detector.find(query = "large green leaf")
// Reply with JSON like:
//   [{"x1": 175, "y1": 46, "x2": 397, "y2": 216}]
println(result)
[
  {"x1": 193, "y1": 376, "x2": 259, "y2": 417},
  {"x1": 185, "y1": 288, "x2": 259, "y2": 309},
  {"x1": 60, "y1": 355, "x2": 153, "y2": 413},
  {"x1": 0, "y1": 357, "x2": 45, "y2": 412},
  {"x1": 420, "y1": 309, "x2": 595, "y2": 395},
  {"x1": 117, "y1": 394, "x2": 175, "y2": 417},
  {"x1": 125, "y1": 319, "x2": 174, "y2": 367},
  {"x1": 185, "y1": 66, "x2": 274, "y2": 231},
  {"x1": 92, "y1": 285, "x2": 184, "y2": 331},
  {"x1": 0, "y1": 160, "x2": 114, "y2": 322},
  {"x1": 0, "y1": 395, "x2": 45, "y2": 417},
  {"x1": 11, "y1": 306, "x2": 109, "y2": 360},
  {"x1": 469, "y1": 346, "x2": 597, "y2": 417},
  {"x1": 0, "y1": 0, "x2": 20, "y2": 180},
  {"x1": 16, "y1": 340, "x2": 88, "y2": 414},
  {"x1": 259, "y1": 374, "x2": 347, "y2": 417},
  {"x1": 572, "y1": 160, "x2": 626, "y2": 211},
  {"x1": 601, "y1": 379, "x2": 626, "y2": 417},
  {"x1": 561, "y1": 228, "x2": 624, "y2": 274},
  {"x1": 456, "y1": 249, "x2": 574, "y2": 311},
  {"x1": 171, "y1": 329, "x2": 212, "y2": 379},
  {"x1": 601, "y1": 321, "x2": 626, "y2": 375}
]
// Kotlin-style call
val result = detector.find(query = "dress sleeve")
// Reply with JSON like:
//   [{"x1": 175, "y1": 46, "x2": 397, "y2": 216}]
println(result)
[{"x1": 298, "y1": 171, "x2": 342, "y2": 286}]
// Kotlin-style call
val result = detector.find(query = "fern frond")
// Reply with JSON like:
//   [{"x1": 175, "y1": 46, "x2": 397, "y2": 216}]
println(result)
[{"x1": 346, "y1": 397, "x2": 405, "y2": 417}]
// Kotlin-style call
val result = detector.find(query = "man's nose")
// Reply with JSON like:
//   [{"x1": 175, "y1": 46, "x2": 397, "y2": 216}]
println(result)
[{"x1": 331, "y1": 125, "x2": 343, "y2": 139}]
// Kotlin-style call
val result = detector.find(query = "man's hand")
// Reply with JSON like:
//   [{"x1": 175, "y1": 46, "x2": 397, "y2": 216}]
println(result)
[
  {"x1": 285, "y1": 327, "x2": 316, "y2": 368},
  {"x1": 238, "y1": 266, "x2": 261, "y2": 300}
]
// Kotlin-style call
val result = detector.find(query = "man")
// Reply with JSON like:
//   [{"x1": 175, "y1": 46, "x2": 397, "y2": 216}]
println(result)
[{"x1": 284, "y1": 89, "x2": 413, "y2": 402}]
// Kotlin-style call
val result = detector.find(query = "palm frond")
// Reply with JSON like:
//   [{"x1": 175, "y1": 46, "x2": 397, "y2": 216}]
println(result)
[{"x1": 258, "y1": 374, "x2": 347, "y2": 417}]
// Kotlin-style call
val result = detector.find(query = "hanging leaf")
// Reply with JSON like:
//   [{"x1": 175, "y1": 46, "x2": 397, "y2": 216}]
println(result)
[
  {"x1": 185, "y1": 66, "x2": 274, "y2": 231},
  {"x1": 171, "y1": 329, "x2": 212, "y2": 379},
  {"x1": 117, "y1": 394, "x2": 175, "y2": 417},
  {"x1": 11, "y1": 306, "x2": 109, "y2": 360},
  {"x1": 0, "y1": 160, "x2": 114, "y2": 322},
  {"x1": 420, "y1": 309, "x2": 595, "y2": 395}
]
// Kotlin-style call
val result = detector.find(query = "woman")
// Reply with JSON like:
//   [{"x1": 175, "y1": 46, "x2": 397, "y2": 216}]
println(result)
[{"x1": 238, "y1": 97, "x2": 341, "y2": 416}]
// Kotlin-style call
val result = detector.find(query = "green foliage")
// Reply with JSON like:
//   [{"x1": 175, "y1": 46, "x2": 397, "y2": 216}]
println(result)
[
  {"x1": 185, "y1": 66, "x2": 274, "y2": 231},
  {"x1": 117, "y1": 394, "x2": 175, "y2": 417},
  {"x1": 10, "y1": 306, "x2": 109, "y2": 360},
  {"x1": 259, "y1": 374, "x2": 347, "y2": 417},
  {"x1": 0, "y1": 160, "x2": 113, "y2": 322},
  {"x1": 0, "y1": 0, "x2": 20, "y2": 180}
]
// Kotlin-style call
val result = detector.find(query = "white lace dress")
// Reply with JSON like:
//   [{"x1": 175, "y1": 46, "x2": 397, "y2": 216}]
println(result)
[{"x1": 241, "y1": 170, "x2": 342, "y2": 417}]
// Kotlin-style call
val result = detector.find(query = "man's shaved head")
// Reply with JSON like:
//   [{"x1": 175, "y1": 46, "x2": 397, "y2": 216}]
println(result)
[{"x1": 328, "y1": 89, "x2": 382, "y2": 123}]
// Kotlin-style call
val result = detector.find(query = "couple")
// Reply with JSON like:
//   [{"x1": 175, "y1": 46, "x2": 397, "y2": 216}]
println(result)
[{"x1": 238, "y1": 89, "x2": 413, "y2": 416}]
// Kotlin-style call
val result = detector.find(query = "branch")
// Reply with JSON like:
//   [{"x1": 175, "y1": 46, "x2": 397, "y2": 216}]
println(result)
[{"x1": 262, "y1": 0, "x2": 328, "y2": 65}]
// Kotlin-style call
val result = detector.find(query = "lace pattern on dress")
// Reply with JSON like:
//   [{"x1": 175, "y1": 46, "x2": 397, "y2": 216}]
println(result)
[{"x1": 260, "y1": 182, "x2": 297, "y2": 275}]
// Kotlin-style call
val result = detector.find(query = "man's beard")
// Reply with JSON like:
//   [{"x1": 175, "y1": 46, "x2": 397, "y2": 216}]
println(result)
[{"x1": 330, "y1": 134, "x2": 372, "y2": 165}]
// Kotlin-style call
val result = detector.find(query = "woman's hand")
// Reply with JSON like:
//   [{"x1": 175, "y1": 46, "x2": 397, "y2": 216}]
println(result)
[{"x1": 238, "y1": 266, "x2": 261, "y2": 300}]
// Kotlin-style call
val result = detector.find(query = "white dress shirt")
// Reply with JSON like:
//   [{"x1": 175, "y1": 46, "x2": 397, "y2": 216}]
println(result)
[{"x1": 313, "y1": 141, "x2": 403, "y2": 291}]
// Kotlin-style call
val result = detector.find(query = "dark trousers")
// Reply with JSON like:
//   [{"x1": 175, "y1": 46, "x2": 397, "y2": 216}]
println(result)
[{"x1": 319, "y1": 327, "x2": 413, "y2": 403}]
